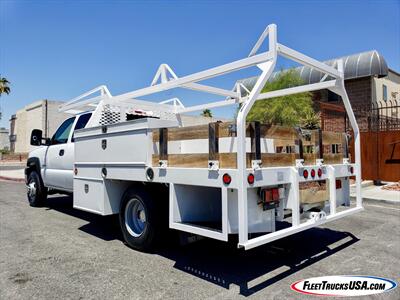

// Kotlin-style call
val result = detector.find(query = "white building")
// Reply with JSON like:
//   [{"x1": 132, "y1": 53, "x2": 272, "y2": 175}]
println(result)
[
  {"x1": 0, "y1": 127, "x2": 10, "y2": 150},
  {"x1": 9, "y1": 100, "x2": 72, "y2": 153}
]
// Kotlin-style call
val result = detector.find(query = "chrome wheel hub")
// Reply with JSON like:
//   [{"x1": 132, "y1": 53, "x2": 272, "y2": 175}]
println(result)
[
  {"x1": 27, "y1": 181, "x2": 36, "y2": 199},
  {"x1": 125, "y1": 198, "x2": 147, "y2": 237}
]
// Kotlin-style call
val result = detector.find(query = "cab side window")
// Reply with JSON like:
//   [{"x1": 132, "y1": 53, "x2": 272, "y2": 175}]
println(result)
[
  {"x1": 72, "y1": 113, "x2": 92, "y2": 142},
  {"x1": 51, "y1": 117, "x2": 75, "y2": 145}
]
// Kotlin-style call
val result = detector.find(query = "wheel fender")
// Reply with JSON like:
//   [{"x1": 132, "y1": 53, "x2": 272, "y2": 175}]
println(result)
[
  {"x1": 26, "y1": 157, "x2": 41, "y2": 174},
  {"x1": 25, "y1": 157, "x2": 44, "y2": 186}
]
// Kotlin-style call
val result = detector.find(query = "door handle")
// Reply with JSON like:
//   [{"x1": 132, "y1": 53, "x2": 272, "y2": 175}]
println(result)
[{"x1": 59, "y1": 149, "x2": 64, "y2": 156}]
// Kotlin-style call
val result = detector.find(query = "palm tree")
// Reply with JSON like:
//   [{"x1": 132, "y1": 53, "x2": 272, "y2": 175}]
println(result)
[
  {"x1": 201, "y1": 109, "x2": 213, "y2": 118},
  {"x1": 0, "y1": 76, "x2": 11, "y2": 120},
  {"x1": 0, "y1": 76, "x2": 10, "y2": 96},
  {"x1": 300, "y1": 111, "x2": 321, "y2": 130}
]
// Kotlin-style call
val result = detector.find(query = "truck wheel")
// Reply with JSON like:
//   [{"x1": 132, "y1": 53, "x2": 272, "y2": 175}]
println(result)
[
  {"x1": 26, "y1": 171, "x2": 47, "y2": 207},
  {"x1": 119, "y1": 187, "x2": 161, "y2": 252}
]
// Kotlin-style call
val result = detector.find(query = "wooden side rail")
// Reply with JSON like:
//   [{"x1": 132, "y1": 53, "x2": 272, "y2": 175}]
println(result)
[
  {"x1": 152, "y1": 123, "x2": 347, "y2": 168},
  {"x1": 209, "y1": 122, "x2": 220, "y2": 163},
  {"x1": 152, "y1": 153, "x2": 299, "y2": 169},
  {"x1": 249, "y1": 121, "x2": 261, "y2": 161},
  {"x1": 159, "y1": 128, "x2": 168, "y2": 161},
  {"x1": 152, "y1": 123, "x2": 299, "y2": 142}
]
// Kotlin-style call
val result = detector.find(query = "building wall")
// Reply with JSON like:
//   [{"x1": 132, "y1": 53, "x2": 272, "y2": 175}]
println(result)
[
  {"x1": 9, "y1": 115, "x2": 16, "y2": 152},
  {"x1": 14, "y1": 101, "x2": 43, "y2": 153},
  {"x1": 11, "y1": 100, "x2": 72, "y2": 153},
  {"x1": 373, "y1": 70, "x2": 400, "y2": 104},
  {"x1": 0, "y1": 128, "x2": 10, "y2": 150},
  {"x1": 345, "y1": 77, "x2": 373, "y2": 108},
  {"x1": 314, "y1": 73, "x2": 400, "y2": 132},
  {"x1": 45, "y1": 101, "x2": 73, "y2": 139},
  {"x1": 372, "y1": 69, "x2": 400, "y2": 118},
  {"x1": 313, "y1": 77, "x2": 372, "y2": 131},
  {"x1": 180, "y1": 114, "x2": 230, "y2": 126}
]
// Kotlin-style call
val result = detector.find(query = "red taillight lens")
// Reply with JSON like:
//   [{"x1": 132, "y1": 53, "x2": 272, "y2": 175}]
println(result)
[
  {"x1": 311, "y1": 169, "x2": 316, "y2": 178},
  {"x1": 74, "y1": 168, "x2": 78, "y2": 175},
  {"x1": 261, "y1": 188, "x2": 281, "y2": 204},
  {"x1": 317, "y1": 168, "x2": 322, "y2": 177},
  {"x1": 350, "y1": 166, "x2": 354, "y2": 174},
  {"x1": 247, "y1": 173, "x2": 255, "y2": 184},
  {"x1": 272, "y1": 188, "x2": 279, "y2": 201},
  {"x1": 265, "y1": 189, "x2": 272, "y2": 202},
  {"x1": 336, "y1": 179, "x2": 342, "y2": 189},
  {"x1": 222, "y1": 173, "x2": 231, "y2": 185},
  {"x1": 303, "y1": 169, "x2": 309, "y2": 178}
]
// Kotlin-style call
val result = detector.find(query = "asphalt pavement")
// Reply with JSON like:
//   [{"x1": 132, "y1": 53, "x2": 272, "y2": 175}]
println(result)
[{"x1": 0, "y1": 181, "x2": 399, "y2": 299}]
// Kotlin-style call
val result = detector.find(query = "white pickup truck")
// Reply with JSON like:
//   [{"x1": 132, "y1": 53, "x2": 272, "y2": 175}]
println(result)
[
  {"x1": 27, "y1": 112, "x2": 92, "y2": 197},
  {"x1": 26, "y1": 24, "x2": 363, "y2": 252}
]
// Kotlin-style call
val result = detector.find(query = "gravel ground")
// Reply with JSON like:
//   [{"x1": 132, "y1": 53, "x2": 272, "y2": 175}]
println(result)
[{"x1": 0, "y1": 181, "x2": 399, "y2": 299}]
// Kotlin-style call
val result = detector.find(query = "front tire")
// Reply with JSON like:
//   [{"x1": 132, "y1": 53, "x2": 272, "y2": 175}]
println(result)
[
  {"x1": 26, "y1": 170, "x2": 47, "y2": 207},
  {"x1": 119, "y1": 186, "x2": 162, "y2": 252}
]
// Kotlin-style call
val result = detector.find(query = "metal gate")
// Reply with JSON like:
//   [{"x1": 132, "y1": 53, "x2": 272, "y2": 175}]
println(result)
[
  {"x1": 319, "y1": 100, "x2": 400, "y2": 182},
  {"x1": 352, "y1": 100, "x2": 400, "y2": 182}
]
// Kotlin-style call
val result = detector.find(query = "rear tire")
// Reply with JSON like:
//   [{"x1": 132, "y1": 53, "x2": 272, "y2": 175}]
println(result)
[
  {"x1": 26, "y1": 170, "x2": 47, "y2": 207},
  {"x1": 119, "y1": 186, "x2": 163, "y2": 252}
]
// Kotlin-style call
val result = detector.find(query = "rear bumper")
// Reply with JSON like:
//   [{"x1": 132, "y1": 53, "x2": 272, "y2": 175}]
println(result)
[{"x1": 239, "y1": 206, "x2": 363, "y2": 250}]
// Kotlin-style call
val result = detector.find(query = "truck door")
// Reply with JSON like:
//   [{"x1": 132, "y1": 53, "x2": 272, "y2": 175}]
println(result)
[
  {"x1": 43, "y1": 113, "x2": 92, "y2": 191},
  {"x1": 66, "y1": 113, "x2": 92, "y2": 189},
  {"x1": 43, "y1": 117, "x2": 75, "y2": 190}
]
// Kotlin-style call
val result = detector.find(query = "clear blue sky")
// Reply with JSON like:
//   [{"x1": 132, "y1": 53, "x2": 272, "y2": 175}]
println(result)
[{"x1": 1, "y1": 0, "x2": 399, "y2": 128}]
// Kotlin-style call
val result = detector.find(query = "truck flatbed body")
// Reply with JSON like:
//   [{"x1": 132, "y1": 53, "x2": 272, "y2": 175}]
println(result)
[{"x1": 26, "y1": 24, "x2": 362, "y2": 251}]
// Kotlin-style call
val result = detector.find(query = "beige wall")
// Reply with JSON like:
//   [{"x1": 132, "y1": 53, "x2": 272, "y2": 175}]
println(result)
[
  {"x1": 12, "y1": 100, "x2": 72, "y2": 153},
  {"x1": 45, "y1": 101, "x2": 73, "y2": 138},
  {"x1": 180, "y1": 114, "x2": 231, "y2": 126},
  {"x1": 0, "y1": 128, "x2": 9, "y2": 150},
  {"x1": 14, "y1": 101, "x2": 43, "y2": 153},
  {"x1": 372, "y1": 69, "x2": 400, "y2": 118}
]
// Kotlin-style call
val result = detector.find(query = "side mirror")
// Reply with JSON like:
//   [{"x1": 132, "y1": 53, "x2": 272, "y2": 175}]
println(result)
[{"x1": 30, "y1": 129, "x2": 43, "y2": 146}]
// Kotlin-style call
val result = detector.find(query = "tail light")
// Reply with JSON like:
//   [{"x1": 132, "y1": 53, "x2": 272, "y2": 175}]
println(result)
[
  {"x1": 264, "y1": 188, "x2": 280, "y2": 201},
  {"x1": 258, "y1": 187, "x2": 281, "y2": 210},
  {"x1": 247, "y1": 173, "x2": 255, "y2": 185},
  {"x1": 264, "y1": 189, "x2": 272, "y2": 201},
  {"x1": 336, "y1": 179, "x2": 342, "y2": 189},
  {"x1": 222, "y1": 173, "x2": 231, "y2": 185},
  {"x1": 311, "y1": 169, "x2": 316, "y2": 178},
  {"x1": 317, "y1": 168, "x2": 322, "y2": 177},
  {"x1": 272, "y1": 188, "x2": 279, "y2": 201},
  {"x1": 303, "y1": 169, "x2": 309, "y2": 179}
]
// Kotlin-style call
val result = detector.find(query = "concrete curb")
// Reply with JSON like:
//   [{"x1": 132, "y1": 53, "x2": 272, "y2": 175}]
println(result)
[
  {"x1": 350, "y1": 180, "x2": 374, "y2": 188},
  {"x1": 0, "y1": 176, "x2": 25, "y2": 183}
]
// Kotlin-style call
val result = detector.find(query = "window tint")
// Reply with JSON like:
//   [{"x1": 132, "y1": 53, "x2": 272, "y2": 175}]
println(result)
[
  {"x1": 72, "y1": 113, "x2": 92, "y2": 142},
  {"x1": 327, "y1": 90, "x2": 340, "y2": 102},
  {"x1": 383, "y1": 84, "x2": 387, "y2": 101},
  {"x1": 51, "y1": 117, "x2": 75, "y2": 145},
  {"x1": 75, "y1": 113, "x2": 92, "y2": 131}
]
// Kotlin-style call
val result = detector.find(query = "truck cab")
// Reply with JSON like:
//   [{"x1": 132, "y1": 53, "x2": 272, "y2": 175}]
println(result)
[{"x1": 26, "y1": 112, "x2": 92, "y2": 202}]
